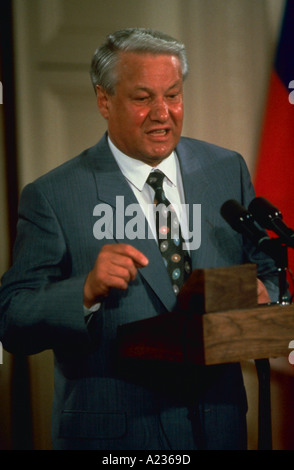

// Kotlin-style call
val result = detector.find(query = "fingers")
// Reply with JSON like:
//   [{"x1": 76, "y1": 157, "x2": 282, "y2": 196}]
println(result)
[
  {"x1": 105, "y1": 244, "x2": 149, "y2": 270},
  {"x1": 99, "y1": 244, "x2": 148, "y2": 284},
  {"x1": 83, "y1": 244, "x2": 149, "y2": 307},
  {"x1": 257, "y1": 278, "x2": 271, "y2": 304}
]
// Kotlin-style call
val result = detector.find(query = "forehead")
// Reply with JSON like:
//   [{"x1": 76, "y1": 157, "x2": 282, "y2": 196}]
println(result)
[{"x1": 115, "y1": 52, "x2": 183, "y2": 87}]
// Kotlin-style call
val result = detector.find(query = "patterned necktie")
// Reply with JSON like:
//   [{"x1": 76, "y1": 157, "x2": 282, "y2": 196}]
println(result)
[{"x1": 146, "y1": 169, "x2": 192, "y2": 294}]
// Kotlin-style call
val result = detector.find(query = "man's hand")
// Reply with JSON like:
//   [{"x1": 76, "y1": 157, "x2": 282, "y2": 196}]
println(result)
[
  {"x1": 83, "y1": 244, "x2": 149, "y2": 308},
  {"x1": 257, "y1": 278, "x2": 271, "y2": 304}
]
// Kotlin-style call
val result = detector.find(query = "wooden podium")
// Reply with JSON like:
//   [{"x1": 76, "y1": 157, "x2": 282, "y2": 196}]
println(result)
[{"x1": 117, "y1": 264, "x2": 294, "y2": 449}]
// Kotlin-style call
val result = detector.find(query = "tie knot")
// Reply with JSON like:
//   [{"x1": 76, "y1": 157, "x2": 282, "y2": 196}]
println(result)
[
  {"x1": 146, "y1": 170, "x2": 165, "y2": 191},
  {"x1": 146, "y1": 170, "x2": 169, "y2": 206}
]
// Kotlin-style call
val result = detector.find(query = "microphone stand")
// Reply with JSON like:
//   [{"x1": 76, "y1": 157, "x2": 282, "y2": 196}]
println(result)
[
  {"x1": 255, "y1": 236, "x2": 291, "y2": 450},
  {"x1": 264, "y1": 237, "x2": 290, "y2": 305}
]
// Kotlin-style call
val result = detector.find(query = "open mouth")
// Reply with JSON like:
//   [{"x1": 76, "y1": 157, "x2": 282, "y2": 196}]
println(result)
[{"x1": 148, "y1": 129, "x2": 169, "y2": 136}]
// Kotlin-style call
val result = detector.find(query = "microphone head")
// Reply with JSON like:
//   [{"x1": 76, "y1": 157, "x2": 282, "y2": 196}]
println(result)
[
  {"x1": 248, "y1": 197, "x2": 282, "y2": 230},
  {"x1": 220, "y1": 199, "x2": 253, "y2": 233},
  {"x1": 221, "y1": 199, "x2": 272, "y2": 252}
]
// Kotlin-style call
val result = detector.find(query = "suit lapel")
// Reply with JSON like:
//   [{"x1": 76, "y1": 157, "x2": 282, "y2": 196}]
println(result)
[
  {"x1": 176, "y1": 139, "x2": 211, "y2": 269},
  {"x1": 85, "y1": 135, "x2": 177, "y2": 312}
]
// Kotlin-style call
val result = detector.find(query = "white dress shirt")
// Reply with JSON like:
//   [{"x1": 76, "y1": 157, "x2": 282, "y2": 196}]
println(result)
[{"x1": 108, "y1": 137, "x2": 189, "y2": 243}]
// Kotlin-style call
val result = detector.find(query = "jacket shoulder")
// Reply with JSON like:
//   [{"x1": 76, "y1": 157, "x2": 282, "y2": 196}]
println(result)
[{"x1": 178, "y1": 136, "x2": 242, "y2": 160}]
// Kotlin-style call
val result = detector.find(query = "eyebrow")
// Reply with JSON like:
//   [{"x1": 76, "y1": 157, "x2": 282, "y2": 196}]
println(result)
[{"x1": 133, "y1": 81, "x2": 182, "y2": 93}]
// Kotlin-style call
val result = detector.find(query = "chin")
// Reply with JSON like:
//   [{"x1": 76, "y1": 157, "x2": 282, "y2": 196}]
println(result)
[{"x1": 143, "y1": 154, "x2": 171, "y2": 167}]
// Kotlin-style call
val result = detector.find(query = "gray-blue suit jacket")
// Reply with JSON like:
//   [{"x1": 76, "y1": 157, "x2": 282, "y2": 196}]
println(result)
[{"x1": 0, "y1": 134, "x2": 279, "y2": 450}]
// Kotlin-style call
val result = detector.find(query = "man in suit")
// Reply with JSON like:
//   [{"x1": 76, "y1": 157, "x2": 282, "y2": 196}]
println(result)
[{"x1": 0, "y1": 28, "x2": 279, "y2": 450}]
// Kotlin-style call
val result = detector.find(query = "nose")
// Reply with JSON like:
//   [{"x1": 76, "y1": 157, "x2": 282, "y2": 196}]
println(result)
[{"x1": 149, "y1": 99, "x2": 169, "y2": 122}]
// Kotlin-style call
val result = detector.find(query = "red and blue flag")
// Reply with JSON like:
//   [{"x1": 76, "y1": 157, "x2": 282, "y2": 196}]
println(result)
[{"x1": 254, "y1": 0, "x2": 294, "y2": 292}]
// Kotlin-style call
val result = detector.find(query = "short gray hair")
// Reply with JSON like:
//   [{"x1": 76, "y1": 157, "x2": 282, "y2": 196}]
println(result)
[{"x1": 90, "y1": 28, "x2": 188, "y2": 94}]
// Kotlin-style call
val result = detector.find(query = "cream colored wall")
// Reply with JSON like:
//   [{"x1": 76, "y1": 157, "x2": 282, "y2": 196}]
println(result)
[
  {"x1": 181, "y1": 0, "x2": 285, "y2": 174},
  {"x1": 1, "y1": 0, "x2": 293, "y2": 450},
  {"x1": 13, "y1": 0, "x2": 285, "y2": 190}
]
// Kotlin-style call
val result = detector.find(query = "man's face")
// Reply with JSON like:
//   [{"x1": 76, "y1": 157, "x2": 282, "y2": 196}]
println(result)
[{"x1": 97, "y1": 52, "x2": 184, "y2": 166}]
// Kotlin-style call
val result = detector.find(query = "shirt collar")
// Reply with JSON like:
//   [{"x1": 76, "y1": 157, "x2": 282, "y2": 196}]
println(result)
[{"x1": 108, "y1": 136, "x2": 178, "y2": 191}]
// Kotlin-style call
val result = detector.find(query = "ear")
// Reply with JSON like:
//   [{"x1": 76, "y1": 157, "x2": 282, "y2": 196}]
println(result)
[{"x1": 96, "y1": 85, "x2": 110, "y2": 119}]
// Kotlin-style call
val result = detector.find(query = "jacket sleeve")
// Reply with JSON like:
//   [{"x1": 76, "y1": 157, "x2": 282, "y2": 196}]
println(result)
[{"x1": 0, "y1": 182, "x2": 100, "y2": 355}]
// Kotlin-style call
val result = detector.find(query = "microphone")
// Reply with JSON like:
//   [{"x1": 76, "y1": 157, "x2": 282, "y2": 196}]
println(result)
[
  {"x1": 221, "y1": 199, "x2": 290, "y2": 304},
  {"x1": 248, "y1": 197, "x2": 294, "y2": 248},
  {"x1": 220, "y1": 199, "x2": 271, "y2": 250}
]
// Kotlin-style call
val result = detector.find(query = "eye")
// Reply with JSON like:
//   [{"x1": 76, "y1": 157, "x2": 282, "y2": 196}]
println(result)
[
  {"x1": 133, "y1": 94, "x2": 150, "y2": 103},
  {"x1": 167, "y1": 92, "x2": 181, "y2": 101}
]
